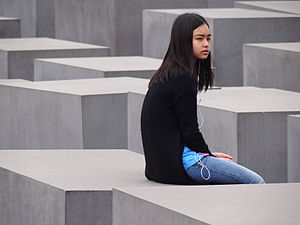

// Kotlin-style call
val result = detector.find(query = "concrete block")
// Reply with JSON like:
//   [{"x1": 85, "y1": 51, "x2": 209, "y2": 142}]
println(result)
[
  {"x1": 0, "y1": 38, "x2": 110, "y2": 80},
  {"x1": 198, "y1": 87, "x2": 300, "y2": 183},
  {"x1": 55, "y1": 0, "x2": 210, "y2": 56},
  {"x1": 0, "y1": 0, "x2": 55, "y2": 37},
  {"x1": 0, "y1": 77, "x2": 147, "y2": 153},
  {"x1": 287, "y1": 115, "x2": 300, "y2": 182},
  {"x1": 34, "y1": 56, "x2": 162, "y2": 81},
  {"x1": 113, "y1": 183, "x2": 300, "y2": 225},
  {"x1": 235, "y1": 1, "x2": 300, "y2": 15},
  {"x1": 244, "y1": 42, "x2": 300, "y2": 92},
  {"x1": 0, "y1": 150, "x2": 159, "y2": 225},
  {"x1": 1, "y1": 79, "x2": 298, "y2": 182},
  {"x1": 0, "y1": 17, "x2": 20, "y2": 38},
  {"x1": 143, "y1": 8, "x2": 300, "y2": 86}
]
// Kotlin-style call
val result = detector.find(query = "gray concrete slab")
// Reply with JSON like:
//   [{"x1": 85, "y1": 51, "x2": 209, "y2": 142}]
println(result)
[
  {"x1": 113, "y1": 183, "x2": 300, "y2": 225},
  {"x1": 143, "y1": 8, "x2": 300, "y2": 86},
  {"x1": 0, "y1": 17, "x2": 20, "y2": 38},
  {"x1": 288, "y1": 115, "x2": 300, "y2": 182},
  {"x1": 34, "y1": 56, "x2": 162, "y2": 81},
  {"x1": 0, "y1": 79, "x2": 31, "y2": 83},
  {"x1": 209, "y1": 0, "x2": 300, "y2": 8},
  {"x1": 0, "y1": 77, "x2": 148, "y2": 153},
  {"x1": 235, "y1": 1, "x2": 300, "y2": 15},
  {"x1": 0, "y1": 38, "x2": 110, "y2": 80},
  {"x1": 0, "y1": 0, "x2": 55, "y2": 37},
  {"x1": 0, "y1": 150, "x2": 160, "y2": 225},
  {"x1": 55, "y1": 0, "x2": 210, "y2": 56},
  {"x1": 198, "y1": 87, "x2": 300, "y2": 183},
  {"x1": 244, "y1": 42, "x2": 300, "y2": 92}
]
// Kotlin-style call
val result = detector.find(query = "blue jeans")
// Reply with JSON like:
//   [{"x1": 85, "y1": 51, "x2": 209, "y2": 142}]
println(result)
[{"x1": 185, "y1": 156, "x2": 265, "y2": 184}]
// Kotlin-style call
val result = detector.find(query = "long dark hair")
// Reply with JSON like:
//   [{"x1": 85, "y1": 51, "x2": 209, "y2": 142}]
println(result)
[{"x1": 149, "y1": 13, "x2": 214, "y2": 92}]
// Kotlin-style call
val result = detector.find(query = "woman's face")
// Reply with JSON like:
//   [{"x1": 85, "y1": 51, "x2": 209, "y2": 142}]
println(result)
[{"x1": 192, "y1": 23, "x2": 211, "y2": 60}]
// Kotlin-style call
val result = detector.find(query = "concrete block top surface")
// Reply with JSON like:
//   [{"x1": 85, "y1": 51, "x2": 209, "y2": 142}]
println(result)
[
  {"x1": 36, "y1": 56, "x2": 162, "y2": 72},
  {"x1": 144, "y1": 8, "x2": 300, "y2": 19},
  {"x1": 0, "y1": 150, "x2": 157, "y2": 191},
  {"x1": 199, "y1": 87, "x2": 300, "y2": 113},
  {"x1": 0, "y1": 38, "x2": 109, "y2": 51},
  {"x1": 0, "y1": 16, "x2": 19, "y2": 21},
  {"x1": 115, "y1": 183, "x2": 300, "y2": 225},
  {"x1": 0, "y1": 77, "x2": 149, "y2": 95},
  {"x1": 0, "y1": 79, "x2": 31, "y2": 83},
  {"x1": 235, "y1": 1, "x2": 300, "y2": 15},
  {"x1": 289, "y1": 114, "x2": 300, "y2": 119},
  {"x1": 245, "y1": 42, "x2": 300, "y2": 52}
]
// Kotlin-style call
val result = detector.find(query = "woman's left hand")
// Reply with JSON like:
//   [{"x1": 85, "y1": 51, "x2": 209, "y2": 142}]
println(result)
[{"x1": 212, "y1": 152, "x2": 235, "y2": 163}]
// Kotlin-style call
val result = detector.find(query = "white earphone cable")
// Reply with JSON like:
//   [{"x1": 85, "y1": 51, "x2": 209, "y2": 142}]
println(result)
[{"x1": 195, "y1": 96, "x2": 211, "y2": 181}]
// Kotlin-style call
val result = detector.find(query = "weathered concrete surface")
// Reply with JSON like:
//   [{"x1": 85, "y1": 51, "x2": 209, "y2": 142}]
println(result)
[
  {"x1": 0, "y1": 17, "x2": 20, "y2": 38},
  {"x1": 113, "y1": 183, "x2": 300, "y2": 225},
  {"x1": 55, "y1": 0, "x2": 209, "y2": 56},
  {"x1": 287, "y1": 115, "x2": 300, "y2": 182},
  {"x1": 143, "y1": 8, "x2": 300, "y2": 86},
  {"x1": 128, "y1": 92, "x2": 145, "y2": 154},
  {"x1": 235, "y1": 1, "x2": 300, "y2": 15},
  {"x1": 244, "y1": 42, "x2": 300, "y2": 92},
  {"x1": 0, "y1": 38, "x2": 110, "y2": 80},
  {"x1": 34, "y1": 56, "x2": 162, "y2": 81},
  {"x1": 0, "y1": 150, "x2": 159, "y2": 225},
  {"x1": 198, "y1": 87, "x2": 300, "y2": 183},
  {"x1": 0, "y1": 77, "x2": 147, "y2": 153},
  {"x1": 0, "y1": 0, "x2": 55, "y2": 37}
]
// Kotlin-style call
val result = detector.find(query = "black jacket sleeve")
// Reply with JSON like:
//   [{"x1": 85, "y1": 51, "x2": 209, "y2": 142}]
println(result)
[{"x1": 172, "y1": 75, "x2": 213, "y2": 155}]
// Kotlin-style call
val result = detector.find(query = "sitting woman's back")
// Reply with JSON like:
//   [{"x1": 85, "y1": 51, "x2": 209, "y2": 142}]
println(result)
[{"x1": 141, "y1": 68, "x2": 210, "y2": 184}]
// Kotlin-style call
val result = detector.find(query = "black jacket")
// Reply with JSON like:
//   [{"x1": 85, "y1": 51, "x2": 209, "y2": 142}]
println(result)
[{"x1": 141, "y1": 70, "x2": 212, "y2": 184}]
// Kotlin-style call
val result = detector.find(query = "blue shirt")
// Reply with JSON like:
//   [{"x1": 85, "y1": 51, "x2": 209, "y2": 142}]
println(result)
[{"x1": 182, "y1": 146, "x2": 206, "y2": 170}]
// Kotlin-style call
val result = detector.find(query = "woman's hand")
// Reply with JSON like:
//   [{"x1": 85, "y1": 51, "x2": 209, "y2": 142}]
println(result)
[{"x1": 212, "y1": 152, "x2": 235, "y2": 163}]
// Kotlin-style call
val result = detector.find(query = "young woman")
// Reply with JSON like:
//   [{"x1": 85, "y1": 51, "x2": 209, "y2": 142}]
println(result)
[{"x1": 141, "y1": 13, "x2": 265, "y2": 185}]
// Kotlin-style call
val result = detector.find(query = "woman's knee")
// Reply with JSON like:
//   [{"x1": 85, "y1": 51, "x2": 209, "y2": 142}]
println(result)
[{"x1": 251, "y1": 174, "x2": 265, "y2": 184}]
